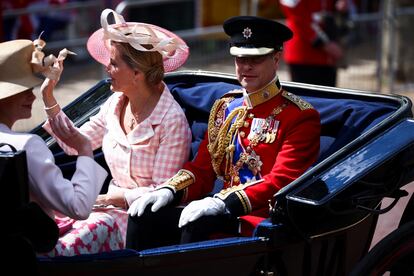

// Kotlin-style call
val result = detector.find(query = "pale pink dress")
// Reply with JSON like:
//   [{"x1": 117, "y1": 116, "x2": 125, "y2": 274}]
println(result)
[{"x1": 44, "y1": 86, "x2": 192, "y2": 249}]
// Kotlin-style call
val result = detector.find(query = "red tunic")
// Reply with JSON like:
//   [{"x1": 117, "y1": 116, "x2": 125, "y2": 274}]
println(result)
[
  {"x1": 179, "y1": 86, "x2": 320, "y2": 235},
  {"x1": 279, "y1": 0, "x2": 337, "y2": 66}
]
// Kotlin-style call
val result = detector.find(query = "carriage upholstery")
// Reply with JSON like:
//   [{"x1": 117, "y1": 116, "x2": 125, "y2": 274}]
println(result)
[{"x1": 168, "y1": 81, "x2": 397, "y2": 165}]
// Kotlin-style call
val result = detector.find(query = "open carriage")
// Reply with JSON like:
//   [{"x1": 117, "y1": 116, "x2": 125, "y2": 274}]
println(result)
[{"x1": 6, "y1": 70, "x2": 414, "y2": 275}]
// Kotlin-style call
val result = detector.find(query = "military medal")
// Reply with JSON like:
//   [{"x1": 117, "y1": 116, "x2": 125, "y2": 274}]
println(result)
[
  {"x1": 248, "y1": 118, "x2": 266, "y2": 144},
  {"x1": 265, "y1": 118, "x2": 279, "y2": 144},
  {"x1": 249, "y1": 116, "x2": 279, "y2": 144},
  {"x1": 264, "y1": 116, "x2": 273, "y2": 143}
]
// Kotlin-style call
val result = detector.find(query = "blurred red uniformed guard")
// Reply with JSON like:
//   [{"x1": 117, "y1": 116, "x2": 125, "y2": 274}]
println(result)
[{"x1": 126, "y1": 16, "x2": 321, "y2": 250}]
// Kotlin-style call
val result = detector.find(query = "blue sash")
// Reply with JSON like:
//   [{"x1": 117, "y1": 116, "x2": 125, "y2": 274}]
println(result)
[{"x1": 225, "y1": 98, "x2": 261, "y2": 184}]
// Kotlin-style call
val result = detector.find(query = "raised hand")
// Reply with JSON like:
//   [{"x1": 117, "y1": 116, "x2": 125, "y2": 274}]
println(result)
[{"x1": 49, "y1": 114, "x2": 93, "y2": 157}]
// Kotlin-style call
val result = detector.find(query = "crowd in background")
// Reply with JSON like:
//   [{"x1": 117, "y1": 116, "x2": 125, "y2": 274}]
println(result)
[
  {"x1": 1, "y1": 0, "x2": 413, "y2": 92},
  {"x1": 0, "y1": 0, "x2": 381, "y2": 43}
]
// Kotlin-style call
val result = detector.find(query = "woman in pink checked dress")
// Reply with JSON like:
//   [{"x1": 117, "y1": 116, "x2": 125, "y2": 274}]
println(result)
[{"x1": 41, "y1": 9, "x2": 192, "y2": 255}]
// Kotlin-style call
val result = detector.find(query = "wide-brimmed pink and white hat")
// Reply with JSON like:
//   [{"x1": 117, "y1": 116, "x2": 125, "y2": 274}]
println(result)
[{"x1": 87, "y1": 9, "x2": 189, "y2": 72}]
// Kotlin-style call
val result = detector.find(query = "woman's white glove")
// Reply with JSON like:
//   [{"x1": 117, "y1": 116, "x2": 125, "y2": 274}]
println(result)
[
  {"x1": 127, "y1": 188, "x2": 174, "y2": 217},
  {"x1": 178, "y1": 197, "x2": 226, "y2": 228}
]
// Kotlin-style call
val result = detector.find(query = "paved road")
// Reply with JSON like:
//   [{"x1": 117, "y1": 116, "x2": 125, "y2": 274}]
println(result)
[{"x1": 371, "y1": 181, "x2": 414, "y2": 248}]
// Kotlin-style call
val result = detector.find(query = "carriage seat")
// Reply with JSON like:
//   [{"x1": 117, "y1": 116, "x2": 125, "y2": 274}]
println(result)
[{"x1": 168, "y1": 81, "x2": 397, "y2": 165}]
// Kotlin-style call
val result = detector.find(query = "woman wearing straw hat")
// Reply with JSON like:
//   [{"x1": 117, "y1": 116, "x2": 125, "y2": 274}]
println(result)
[
  {"x1": 0, "y1": 39, "x2": 120, "y2": 256},
  {"x1": 41, "y1": 9, "x2": 192, "y2": 245}
]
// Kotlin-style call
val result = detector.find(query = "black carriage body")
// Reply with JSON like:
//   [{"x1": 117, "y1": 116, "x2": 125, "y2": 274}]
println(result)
[{"x1": 31, "y1": 71, "x2": 414, "y2": 275}]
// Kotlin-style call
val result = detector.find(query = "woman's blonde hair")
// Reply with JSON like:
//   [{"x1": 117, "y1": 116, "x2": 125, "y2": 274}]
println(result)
[{"x1": 113, "y1": 41, "x2": 164, "y2": 85}]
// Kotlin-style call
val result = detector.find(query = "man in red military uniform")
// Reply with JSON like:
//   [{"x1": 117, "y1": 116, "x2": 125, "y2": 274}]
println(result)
[
  {"x1": 279, "y1": 0, "x2": 350, "y2": 86},
  {"x1": 126, "y1": 16, "x2": 321, "y2": 250}
]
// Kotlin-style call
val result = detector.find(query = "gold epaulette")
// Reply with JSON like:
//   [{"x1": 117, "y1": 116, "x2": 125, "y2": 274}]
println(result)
[
  {"x1": 282, "y1": 90, "x2": 314, "y2": 110},
  {"x1": 161, "y1": 169, "x2": 195, "y2": 192}
]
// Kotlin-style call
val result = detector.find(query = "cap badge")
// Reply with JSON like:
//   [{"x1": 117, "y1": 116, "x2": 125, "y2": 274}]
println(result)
[{"x1": 243, "y1": 27, "x2": 252, "y2": 39}]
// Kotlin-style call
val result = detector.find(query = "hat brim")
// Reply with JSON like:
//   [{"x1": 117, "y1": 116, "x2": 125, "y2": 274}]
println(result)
[
  {"x1": 0, "y1": 76, "x2": 42, "y2": 100},
  {"x1": 230, "y1": 46, "x2": 274, "y2": 57},
  {"x1": 87, "y1": 22, "x2": 189, "y2": 72}
]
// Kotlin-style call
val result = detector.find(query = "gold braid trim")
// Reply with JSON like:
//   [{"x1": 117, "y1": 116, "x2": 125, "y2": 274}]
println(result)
[
  {"x1": 159, "y1": 169, "x2": 195, "y2": 192},
  {"x1": 208, "y1": 106, "x2": 248, "y2": 177},
  {"x1": 216, "y1": 185, "x2": 252, "y2": 214},
  {"x1": 208, "y1": 97, "x2": 233, "y2": 146},
  {"x1": 235, "y1": 190, "x2": 252, "y2": 214},
  {"x1": 247, "y1": 81, "x2": 280, "y2": 108},
  {"x1": 282, "y1": 90, "x2": 314, "y2": 110}
]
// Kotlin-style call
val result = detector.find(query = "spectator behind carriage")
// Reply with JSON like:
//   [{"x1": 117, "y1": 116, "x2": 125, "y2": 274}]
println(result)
[
  {"x1": 278, "y1": 0, "x2": 353, "y2": 87},
  {"x1": 41, "y1": 9, "x2": 192, "y2": 248},
  {"x1": 0, "y1": 39, "x2": 109, "y2": 255},
  {"x1": 126, "y1": 16, "x2": 321, "y2": 250}
]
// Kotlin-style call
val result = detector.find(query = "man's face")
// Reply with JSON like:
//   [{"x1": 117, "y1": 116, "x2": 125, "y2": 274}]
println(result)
[{"x1": 235, "y1": 52, "x2": 280, "y2": 92}]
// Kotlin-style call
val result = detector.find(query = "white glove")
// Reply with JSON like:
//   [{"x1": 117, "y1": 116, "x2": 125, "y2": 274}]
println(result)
[
  {"x1": 127, "y1": 188, "x2": 174, "y2": 217},
  {"x1": 178, "y1": 197, "x2": 226, "y2": 228}
]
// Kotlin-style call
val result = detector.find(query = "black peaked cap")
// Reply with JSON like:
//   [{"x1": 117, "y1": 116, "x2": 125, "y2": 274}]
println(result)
[{"x1": 223, "y1": 16, "x2": 293, "y2": 51}]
